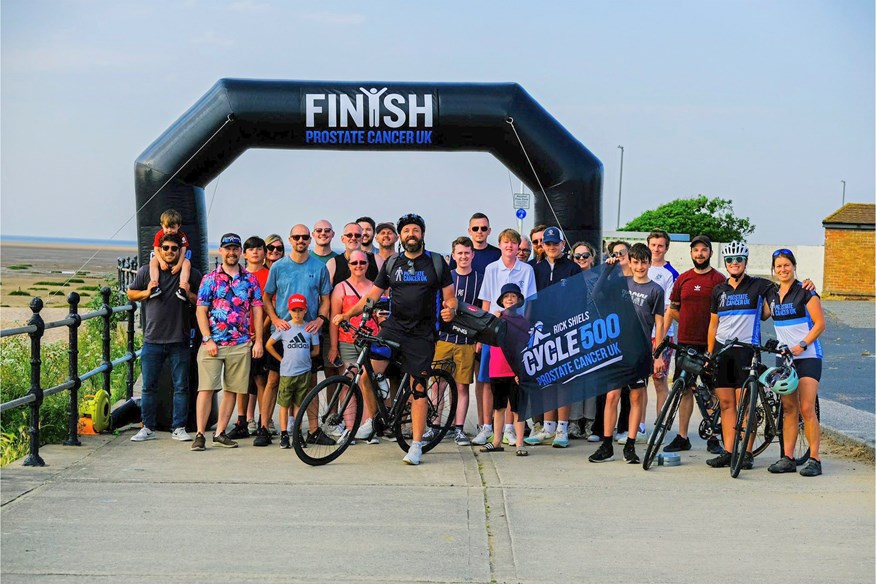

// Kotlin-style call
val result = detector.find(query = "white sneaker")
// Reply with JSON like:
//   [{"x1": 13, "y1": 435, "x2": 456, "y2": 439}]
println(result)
[
  {"x1": 422, "y1": 427, "x2": 437, "y2": 442},
  {"x1": 403, "y1": 441, "x2": 423, "y2": 465},
  {"x1": 615, "y1": 432, "x2": 628, "y2": 444},
  {"x1": 367, "y1": 434, "x2": 380, "y2": 445},
  {"x1": 355, "y1": 419, "x2": 374, "y2": 440},
  {"x1": 552, "y1": 429, "x2": 570, "y2": 448},
  {"x1": 171, "y1": 427, "x2": 192, "y2": 441},
  {"x1": 529, "y1": 421, "x2": 543, "y2": 436},
  {"x1": 502, "y1": 428, "x2": 516, "y2": 445},
  {"x1": 327, "y1": 423, "x2": 345, "y2": 438},
  {"x1": 247, "y1": 419, "x2": 257, "y2": 435},
  {"x1": 524, "y1": 429, "x2": 555, "y2": 446},
  {"x1": 471, "y1": 428, "x2": 493, "y2": 445},
  {"x1": 454, "y1": 429, "x2": 471, "y2": 446},
  {"x1": 131, "y1": 427, "x2": 156, "y2": 442}
]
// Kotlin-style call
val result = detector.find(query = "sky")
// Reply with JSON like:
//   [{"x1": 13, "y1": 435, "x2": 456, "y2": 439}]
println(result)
[{"x1": 2, "y1": 0, "x2": 873, "y2": 252}]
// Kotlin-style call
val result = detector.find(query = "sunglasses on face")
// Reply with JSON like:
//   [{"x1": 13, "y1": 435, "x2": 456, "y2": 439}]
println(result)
[
  {"x1": 531, "y1": 238, "x2": 542, "y2": 245},
  {"x1": 724, "y1": 255, "x2": 747, "y2": 264},
  {"x1": 470, "y1": 225, "x2": 489, "y2": 232},
  {"x1": 161, "y1": 245, "x2": 179, "y2": 251},
  {"x1": 313, "y1": 228, "x2": 332, "y2": 234},
  {"x1": 290, "y1": 234, "x2": 310, "y2": 241},
  {"x1": 344, "y1": 233, "x2": 362, "y2": 239},
  {"x1": 772, "y1": 248, "x2": 792, "y2": 257},
  {"x1": 573, "y1": 252, "x2": 592, "y2": 260},
  {"x1": 349, "y1": 260, "x2": 368, "y2": 267},
  {"x1": 266, "y1": 244, "x2": 284, "y2": 252},
  {"x1": 611, "y1": 250, "x2": 628, "y2": 257}
]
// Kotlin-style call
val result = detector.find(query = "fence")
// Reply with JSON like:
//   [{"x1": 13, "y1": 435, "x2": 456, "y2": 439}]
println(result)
[{"x1": 0, "y1": 288, "x2": 140, "y2": 466}]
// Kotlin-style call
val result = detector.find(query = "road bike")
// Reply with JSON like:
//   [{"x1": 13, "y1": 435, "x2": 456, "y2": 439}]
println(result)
[{"x1": 292, "y1": 301, "x2": 457, "y2": 466}]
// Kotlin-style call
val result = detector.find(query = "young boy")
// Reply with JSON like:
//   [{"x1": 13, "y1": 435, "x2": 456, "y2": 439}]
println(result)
[
  {"x1": 479, "y1": 283, "x2": 528, "y2": 456},
  {"x1": 265, "y1": 294, "x2": 320, "y2": 449},
  {"x1": 149, "y1": 209, "x2": 192, "y2": 301},
  {"x1": 589, "y1": 243, "x2": 665, "y2": 464}
]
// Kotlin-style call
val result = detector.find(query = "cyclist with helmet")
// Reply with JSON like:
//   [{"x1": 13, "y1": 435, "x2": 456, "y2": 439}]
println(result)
[
  {"x1": 705, "y1": 241, "x2": 775, "y2": 470},
  {"x1": 332, "y1": 213, "x2": 456, "y2": 465},
  {"x1": 763, "y1": 249, "x2": 826, "y2": 477}
]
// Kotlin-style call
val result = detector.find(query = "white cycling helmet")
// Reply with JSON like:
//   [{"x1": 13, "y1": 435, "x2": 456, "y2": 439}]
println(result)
[
  {"x1": 758, "y1": 365, "x2": 799, "y2": 395},
  {"x1": 722, "y1": 241, "x2": 749, "y2": 258}
]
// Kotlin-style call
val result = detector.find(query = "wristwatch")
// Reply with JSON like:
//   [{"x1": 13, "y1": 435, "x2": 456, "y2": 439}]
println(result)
[
  {"x1": 799, "y1": 340, "x2": 808, "y2": 349},
  {"x1": 317, "y1": 314, "x2": 329, "y2": 324}
]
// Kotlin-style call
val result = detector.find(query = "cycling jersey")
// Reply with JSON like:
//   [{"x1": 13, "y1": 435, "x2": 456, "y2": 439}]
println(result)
[
  {"x1": 765, "y1": 281, "x2": 823, "y2": 359},
  {"x1": 710, "y1": 274, "x2": 772, "y2": 345}
]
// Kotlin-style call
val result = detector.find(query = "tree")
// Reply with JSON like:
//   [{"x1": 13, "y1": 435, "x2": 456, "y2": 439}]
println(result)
[{"x1": 621, "y1": 195, "x2": 755, "y2": 242}]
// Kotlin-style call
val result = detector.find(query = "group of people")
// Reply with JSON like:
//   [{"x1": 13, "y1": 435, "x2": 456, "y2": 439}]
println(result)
[{"x1": 126, "y1": 209, "x2": 825, "y2": 475}]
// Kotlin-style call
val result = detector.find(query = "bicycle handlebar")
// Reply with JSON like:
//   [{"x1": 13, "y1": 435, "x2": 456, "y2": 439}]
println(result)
[{"x1": 338, "y1": 319, "x2": 401, "y2": 351}]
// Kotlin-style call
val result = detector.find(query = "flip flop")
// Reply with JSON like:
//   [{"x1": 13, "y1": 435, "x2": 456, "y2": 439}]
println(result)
[
  {"x1": 479, "y1": 443, "x2": 504, "y2": 452},
  {"x1": 516, "y1": 448, "x2": 529, "y2": 457}
]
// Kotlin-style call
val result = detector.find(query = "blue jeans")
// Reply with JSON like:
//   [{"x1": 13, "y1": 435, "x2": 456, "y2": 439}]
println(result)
[{"x1": 140, "y1": 342, "x2": 190, "y2": 430}]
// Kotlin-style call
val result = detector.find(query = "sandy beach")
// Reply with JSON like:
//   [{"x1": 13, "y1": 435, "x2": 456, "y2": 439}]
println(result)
[{"x1": 0, "y1": 242, "x2": 137, "y2": 337}]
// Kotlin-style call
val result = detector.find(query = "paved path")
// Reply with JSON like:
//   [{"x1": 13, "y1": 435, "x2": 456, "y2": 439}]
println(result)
[{"x1": 2, "y1": 421, "x2": 873, "y2": 583}]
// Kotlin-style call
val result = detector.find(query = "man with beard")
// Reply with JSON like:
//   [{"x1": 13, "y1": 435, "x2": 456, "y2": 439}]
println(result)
[
  {"x1": 374, "y1": 221, "x2": 398, "y2": 264},
  {"x1": 660, "y1": 235, "x2": 726, "y2": 453},
  {"x1": 334, "y1": 213, "x2": 456, "y2": 465},
  {"x1": 357, "y1": 216, "x2": 379, "y2": 255},
  {"x1": 309, "y1": 219, "x2": 338, "y2": 264}
]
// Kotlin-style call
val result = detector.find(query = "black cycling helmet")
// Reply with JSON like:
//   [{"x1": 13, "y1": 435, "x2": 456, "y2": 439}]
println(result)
[{"x1": 397, "y1": 213, "x2": 426, "y2": 232}]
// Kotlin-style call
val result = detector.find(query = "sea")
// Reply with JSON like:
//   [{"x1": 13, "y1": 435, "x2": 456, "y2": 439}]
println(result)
[{"x1": 0, "y1": 234, "x2": 139, "y2": 247}]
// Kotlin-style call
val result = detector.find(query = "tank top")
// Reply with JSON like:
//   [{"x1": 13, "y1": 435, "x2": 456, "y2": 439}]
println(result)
[
  {"x1": 337, "y1": 280, "x2": 376, "y2": 343},
  {"x1": 332, "y1": 253, "x2": 379, "y2": 287}
]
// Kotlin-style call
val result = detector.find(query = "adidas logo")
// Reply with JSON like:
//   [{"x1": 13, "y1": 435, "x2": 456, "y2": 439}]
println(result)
[{"x1": 286, "y1": 332, "x2": 310, "y2": 350}]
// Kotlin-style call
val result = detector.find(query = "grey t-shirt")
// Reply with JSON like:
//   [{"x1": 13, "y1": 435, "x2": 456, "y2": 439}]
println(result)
[
  {"x1": 625, "y1": 277, "x2": 665, "y2": 337},
  {"x1": 129, "y1": 264, "x2": 203, "y2": 344},
  {"x1": 270, "y1": 323, "x2": 318, "y2": 377}
]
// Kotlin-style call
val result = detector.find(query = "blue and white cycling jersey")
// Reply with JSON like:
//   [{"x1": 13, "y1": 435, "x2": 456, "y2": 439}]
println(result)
[
  {"x1": 711, "y1": 275, "x2": 773, "y2": 345},
  {"x1": 766, "y1": 281, "x2": 823, "y2": 360}
]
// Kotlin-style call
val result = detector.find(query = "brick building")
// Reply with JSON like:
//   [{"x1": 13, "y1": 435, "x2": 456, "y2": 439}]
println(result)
[{"x1": 822, "y1": 203, "x2": 875, "y2": 298}]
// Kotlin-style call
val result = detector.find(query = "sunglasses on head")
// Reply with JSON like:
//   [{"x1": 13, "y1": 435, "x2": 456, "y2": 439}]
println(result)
[
  {"x1": 724, "y1": 255, "x2": 747, "y2": 264},
  {"x1": 290, "y1": 234, "x2": 310, "y2": 241},
  {"x1": 344, "y1": 232, "x2": 362, "y2": 239},
  {"x1": 407, "y1": 259, "x2": 417, "y2": 275},
  {"x1": 772, "y1": 248, "x2": 792, "y2": 257},
  {"x1": 470, "y1": 225, "x2": 489, "y2": 232},
  {"x1": 349, "y1": 260, "x2": 368, "y2": 267},
  {"x1": 313, "y1": 228, "x2": 332, "y2": 234},
  {"x1": 573, "y1": 252, "x2": 592, "y2": 260},
  {"x1": 266, "y1": 244, "x2": 284, "y2": 252},
  {"x1": 161, "y1": 245, "x2": 179, "y2": 251}
]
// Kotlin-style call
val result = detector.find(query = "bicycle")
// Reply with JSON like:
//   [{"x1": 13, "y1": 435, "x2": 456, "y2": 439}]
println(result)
[
  {"x1": 643, "y1": 338, "x2": 733, "y2": 470},
  {"x1": 291, "y1": 301, "x2": 458, "y2": 466},
  {"x1": 727, "y1": 338, "x2": 790, "y2": 478}
]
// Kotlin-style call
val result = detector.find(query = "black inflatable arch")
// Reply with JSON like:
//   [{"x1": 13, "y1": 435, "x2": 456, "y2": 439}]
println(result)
[{"x1": 135, "y1": 79, "x2": 602, "y2": 272}]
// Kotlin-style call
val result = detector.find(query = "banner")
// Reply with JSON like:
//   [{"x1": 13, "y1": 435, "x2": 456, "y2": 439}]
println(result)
[{"x1": 498, "y1": 264, "x2": 651, "y2": 419}]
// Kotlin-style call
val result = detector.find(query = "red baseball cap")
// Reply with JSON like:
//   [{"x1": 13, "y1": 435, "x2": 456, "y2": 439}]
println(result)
[{"x1": 287, "y1": 294, "x2": 307, "y2": 312}]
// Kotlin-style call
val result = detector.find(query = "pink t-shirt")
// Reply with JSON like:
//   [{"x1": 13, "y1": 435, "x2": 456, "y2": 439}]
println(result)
[{"x1": 489, "y1": 345, "x2": 515, "y2": 378}]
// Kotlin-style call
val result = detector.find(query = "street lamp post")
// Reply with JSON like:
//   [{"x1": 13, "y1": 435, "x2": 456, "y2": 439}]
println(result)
[
  {"x1": 616, "y1": 145, "x2": 624, "y2": 230},
  {"x1": 841, "y1": 180, "x2": 846, "y2": 206}
]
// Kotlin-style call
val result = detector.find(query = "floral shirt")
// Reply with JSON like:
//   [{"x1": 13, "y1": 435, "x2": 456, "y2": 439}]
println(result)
[{"x1": 197, "y1": 265, "x2": 263, "y2": 346}]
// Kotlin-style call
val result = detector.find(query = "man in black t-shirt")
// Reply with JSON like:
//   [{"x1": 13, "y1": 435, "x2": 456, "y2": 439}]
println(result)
[
  {"x1": 334, "y1": 213, "x2": 456, "y2": 465},
  {"x1": 127, "y1": 232, "x2": 203, "y2": 443}
]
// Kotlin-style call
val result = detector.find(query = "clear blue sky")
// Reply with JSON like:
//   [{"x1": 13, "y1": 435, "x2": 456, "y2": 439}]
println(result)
[{"x1": 2, "y1": 1, "x2": 873, "y2": 250}]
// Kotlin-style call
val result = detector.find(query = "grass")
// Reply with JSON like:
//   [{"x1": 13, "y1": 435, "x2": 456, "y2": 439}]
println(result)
[
  {"x1": 78, "y1": 285, "x2": 101, "y2": 291},
  {"x1": 68, "y1": 278, "x2": 85, "y2": 283},
  {"x1": 7, "y1": 264, "x2": 32, "y2": 270},
  {"x1": 30, "y1": 287, "x2": 49, "y2": 291},
  {"x1": 9, "y1": 290, "x2": 30, "y2": 297},
  {"x1": 1, "y1": 288, "x2": 141, "y2": 466},
  {"x1": 33, "y1": 281, "x2": 67, "y2": 287}
]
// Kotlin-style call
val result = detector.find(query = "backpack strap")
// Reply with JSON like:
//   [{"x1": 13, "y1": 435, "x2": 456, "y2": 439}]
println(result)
[{"x1": 384, "y1": 251, "x2": 446, "y2": 283}]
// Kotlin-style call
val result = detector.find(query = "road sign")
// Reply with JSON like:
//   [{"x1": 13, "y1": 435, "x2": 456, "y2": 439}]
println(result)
[
  {"x1": 513, "y1": 193, "x2": 531, "y2": 209},
  {"x1": 516, "y1": 208, "x2": 527, "y2": 219}
]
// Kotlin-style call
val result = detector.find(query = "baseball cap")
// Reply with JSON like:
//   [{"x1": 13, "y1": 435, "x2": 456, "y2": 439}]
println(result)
[
  {"x1": 542, "y1": 226, "x2": 563, "y2": 244},
  {"x1": 375, "y1": 222, "x2": 397, "y2": 234},
  {"x1": 287, "y1": 294, "x2": 307, "y2": 312},
  {"x1": 498, "y1": 282, "x2": 523, "y2": 305},
  {"x1": 690, "y1": 235, "x2": 712, "y2": 250},
  {"x1": 220, "y1": 233, "x2": 242, "y2": 248}
]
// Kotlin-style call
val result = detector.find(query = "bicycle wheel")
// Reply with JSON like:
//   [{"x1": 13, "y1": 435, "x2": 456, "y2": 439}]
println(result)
[
  {"x1": 394, "y1": 367, "x2": 458, "y2": 454},
  {"x1": 730, "y1": 384, "x2": 758, "y2": 478},
  {"x1": 292, "y1": 375, "x2": 363, "y2": 466},
  {"x1": 778, "y1": 395, "x2": 821, "y2": 465},
  {"x1": 644, "y1": 377, "x2": 685, "y2": 470},
  {"x1": 751, "y1": 388, "x2": 778, "y2": 457}
]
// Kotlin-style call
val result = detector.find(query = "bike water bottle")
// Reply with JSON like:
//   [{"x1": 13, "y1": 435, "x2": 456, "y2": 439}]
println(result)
[{"x1": 375, "y1": 374, "x2": 390, "y2": 399}]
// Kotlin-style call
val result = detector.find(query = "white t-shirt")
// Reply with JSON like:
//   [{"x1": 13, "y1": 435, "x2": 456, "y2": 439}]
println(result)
[
  {"x1": 648, "y1": 265, "x2": 675, "y2": 338},
  {"x1": 478, "y1": 258, "x2": 537, "y2": 308}
]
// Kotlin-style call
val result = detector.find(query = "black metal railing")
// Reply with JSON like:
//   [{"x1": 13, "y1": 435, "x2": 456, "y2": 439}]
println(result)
[{"x1": 0, "y1": 288, "x2": 141, "y2": 466}]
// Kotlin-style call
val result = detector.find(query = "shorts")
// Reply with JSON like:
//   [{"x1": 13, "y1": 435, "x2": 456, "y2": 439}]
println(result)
[
  {"x1": 338, "y1": 341, "x2": 361, "y2": 365},
  {"x1": 277, "y1": 372, "x2": 313, "y2": 408},
  {"x1": 778, "y1": 357, "x2": 822, "y2": 382},
  {"x1": 378, "y1": 327, "x2": 435, "y2": 380},
  {"x1": 477, "y1": 345, "x2": 492, "y2": 383},
  {"x1": 712, "y1": 343, "x2": 754, "y2": 388},
  {"x1": 490, "y1": 376, "x2": 520, "y2": 413},
  {"x1": 434, "y1": 340, "x2": 476, "y2": 385},
  {"x1": 266, "y1": 344, "x2": 283, "y2": 373},
  {"x1": 673, "y1": 343, "x2": 708, "y2": 384},
  {"x1": 197, "y1": 342, "x2": 251, "y2": 393},
  {"x1": 652, "y1": 337, "x2": 673, "y2": 380},
  {"x1": 247, "y1": 354, "x2": 267, "y2": 395}
]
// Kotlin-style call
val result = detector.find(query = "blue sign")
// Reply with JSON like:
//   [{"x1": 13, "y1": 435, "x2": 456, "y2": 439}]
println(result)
[{"x1": 515, "y1": 208, "x2": 526, "y2": 219}]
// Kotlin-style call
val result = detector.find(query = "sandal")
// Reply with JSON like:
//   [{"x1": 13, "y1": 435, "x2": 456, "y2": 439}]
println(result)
[
  {"x1": 479, "y1": 443, "x2": 504, "y2": 452},
  {"x1": 516, "y1": 448, "x2": 529, "y2": 457}
]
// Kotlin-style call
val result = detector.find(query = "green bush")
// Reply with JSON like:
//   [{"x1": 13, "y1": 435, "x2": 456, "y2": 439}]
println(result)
[
  {"x1": 7, "y1": 264, "x2": 32, "y2": 270},
  {"x1": 0, "y1": 291, "x2": 141, "y2": 466},
  {"x1": 33, "y1": 281, "x2": 66, "y2": 287},
  {"x1": 68, "y1": 278, "x2": 85, "y2": 283},
  {"x1": 78, "y1": 285, "x2": 101, "y2": 291},
  {"x1": 9, "y1": 290, "x2": 30, "y2": 297}
]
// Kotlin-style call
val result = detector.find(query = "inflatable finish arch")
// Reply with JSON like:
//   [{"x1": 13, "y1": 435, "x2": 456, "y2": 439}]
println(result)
[{"x1": 135, "y1": 79, "x2": 603, "y2": 273}]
